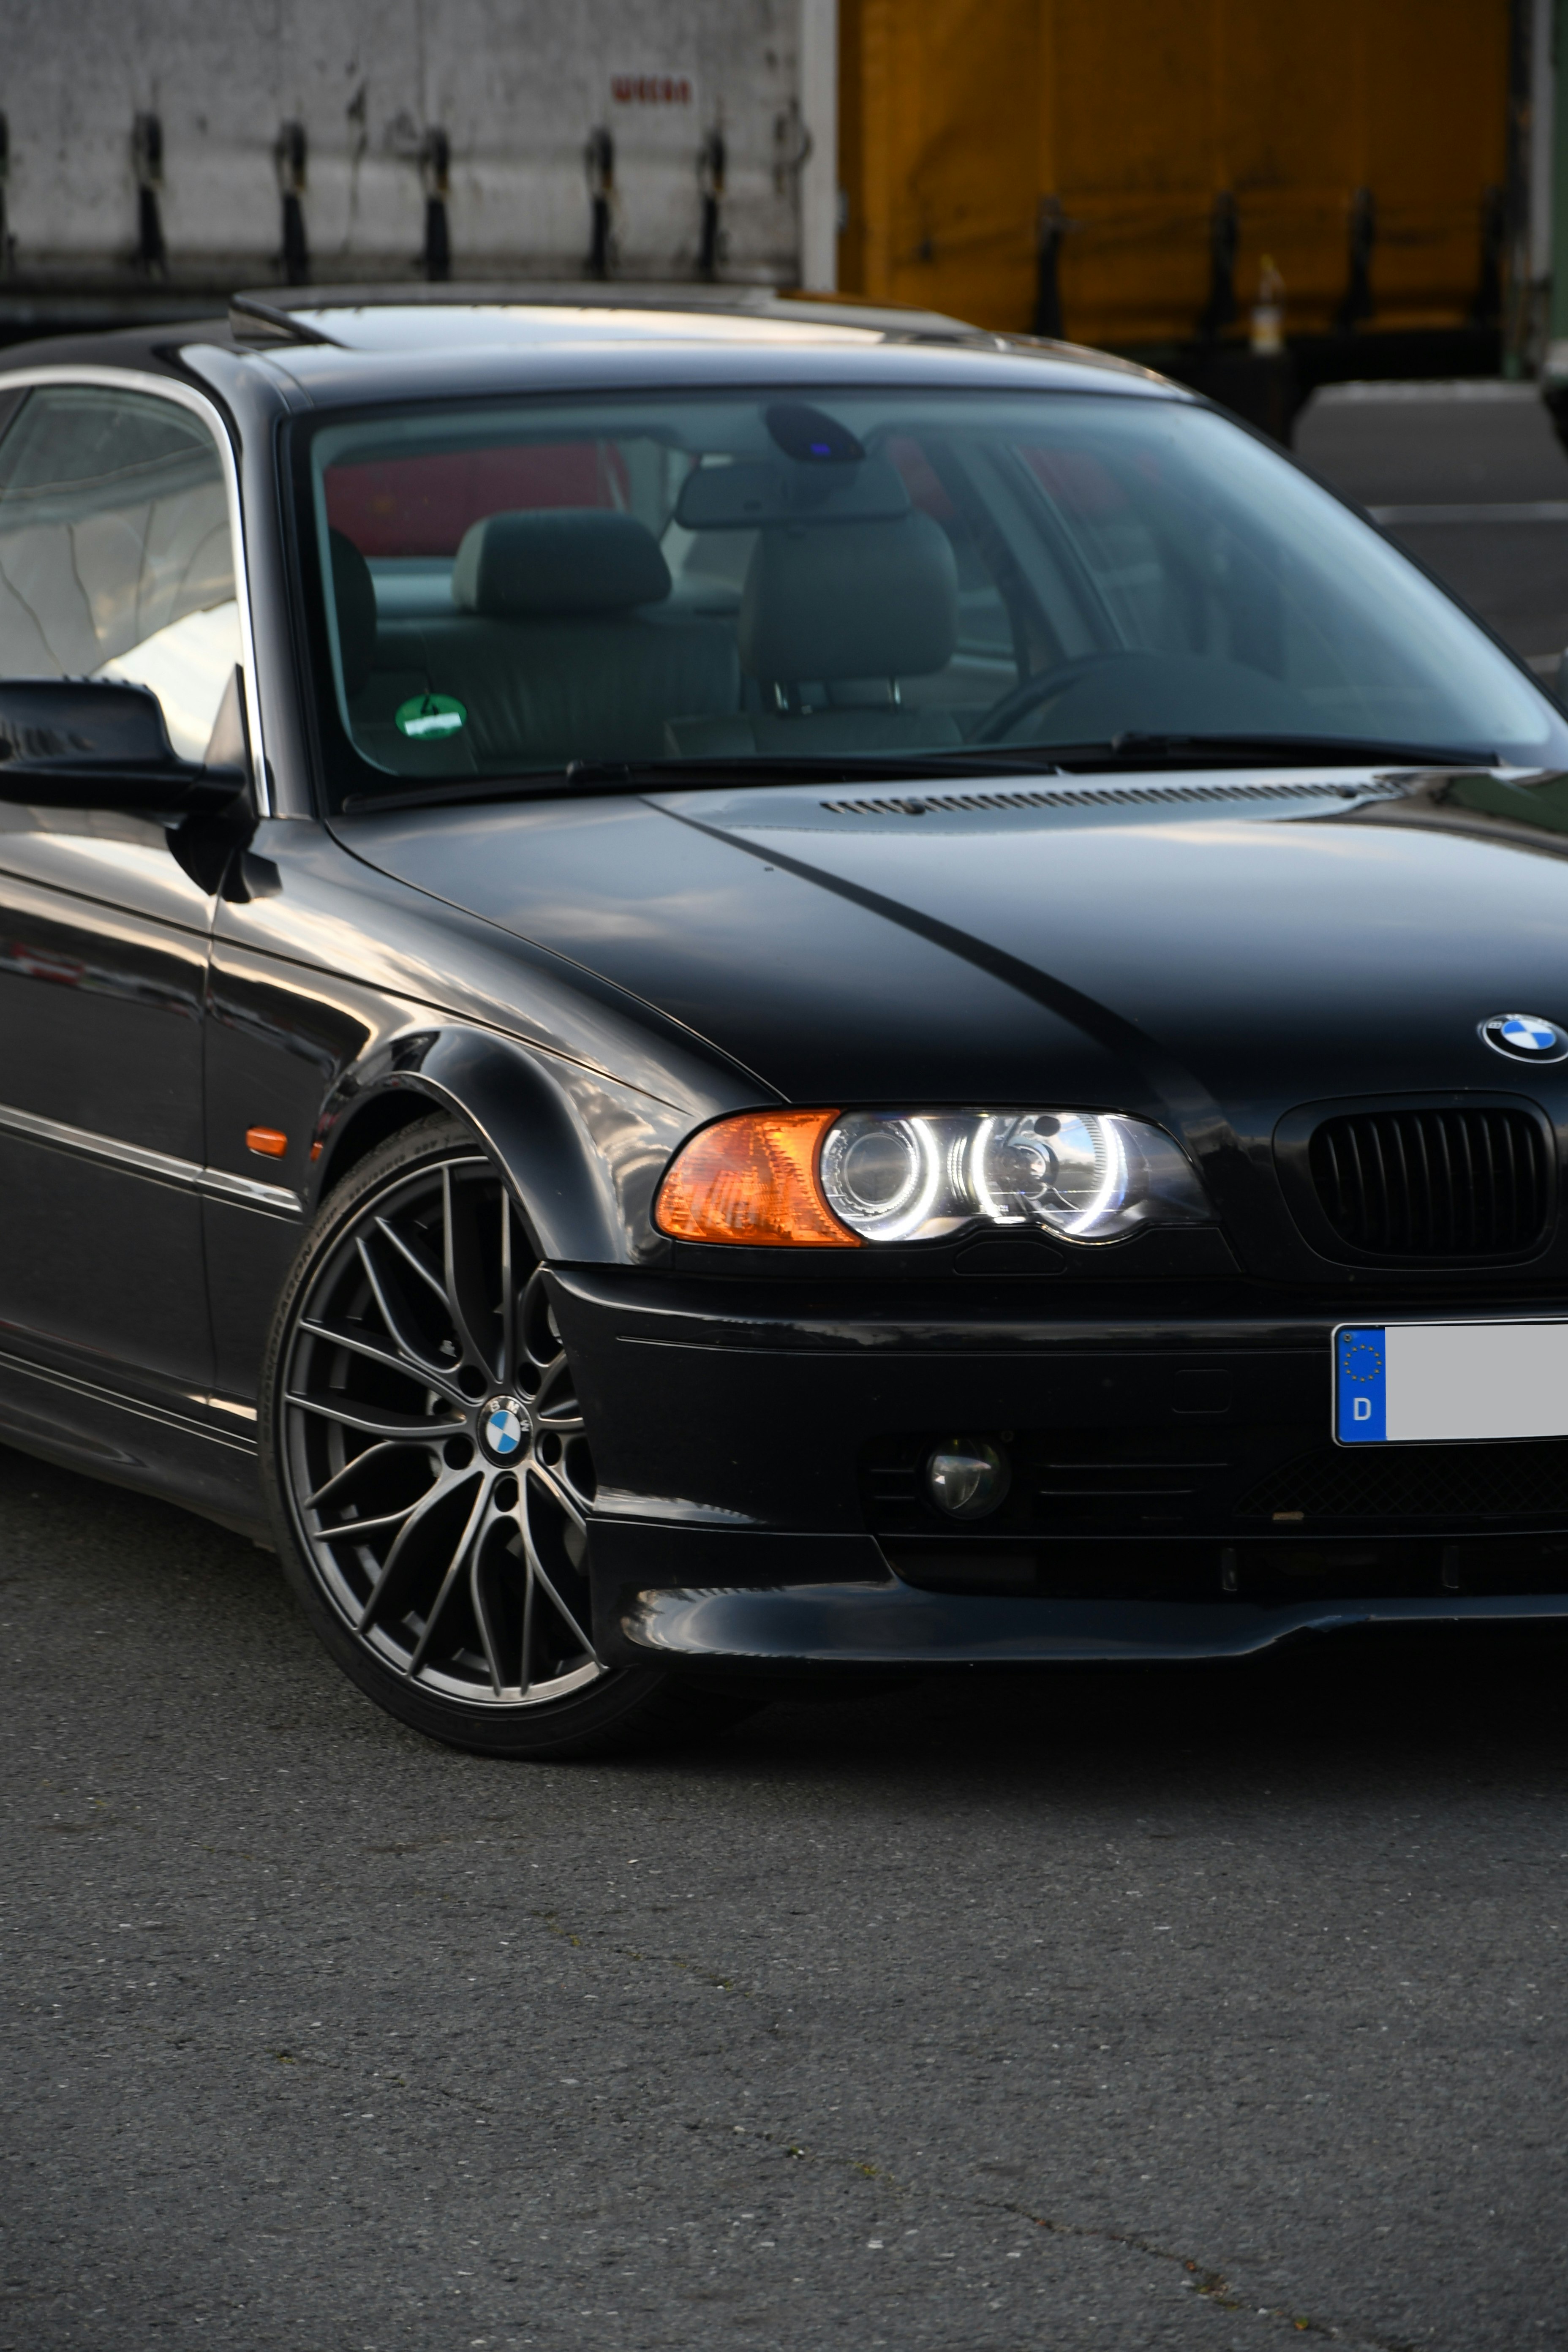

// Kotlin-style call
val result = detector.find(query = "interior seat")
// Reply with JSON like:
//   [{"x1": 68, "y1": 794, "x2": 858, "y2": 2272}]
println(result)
[
  {"x1": 665, "y1": 510, "x2": 963, "y2": 758},
  {"x1": 343, "y1": 509, "x2": 738, "y2": 774},
  {"x1": 328, "y1": 528, "x2": 476, "y2": 776},
  {"x1": 329, "y1": 527, "x2": 378, "y2": 695}
]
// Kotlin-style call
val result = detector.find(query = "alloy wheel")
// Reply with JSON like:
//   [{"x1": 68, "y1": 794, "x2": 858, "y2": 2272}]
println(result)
[{"x1": 279, "y1": 1153, "x2": 604, "y2": 1707}]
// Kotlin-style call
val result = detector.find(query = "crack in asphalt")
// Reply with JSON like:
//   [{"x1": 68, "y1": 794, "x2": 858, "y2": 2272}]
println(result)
[
  {"x1": 1007, "y1": 2205, "x2": 1418, "y2": 2352},
  {"x1": 680, "y1": 2123, "x2": 1418, "y2": 2349},
  {"x1": 534, "y1": 1907, "x2": 749, "y2": 1998},
  {"x1": 527, "y1": 1911, "x2": 1430, "y2": 2345},
  {"x1": 199, "y1": 1904, "x2": 1426, "y2": 2352}
]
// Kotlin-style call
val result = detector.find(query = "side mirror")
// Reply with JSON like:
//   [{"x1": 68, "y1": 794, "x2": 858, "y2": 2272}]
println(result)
[{"x1": 0, "y1": 677, "x2": 247, "y2": 814}]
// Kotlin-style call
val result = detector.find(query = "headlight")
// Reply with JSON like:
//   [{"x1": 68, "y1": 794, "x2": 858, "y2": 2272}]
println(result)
[{"x1": 655, "y1": 1107, "x2": 1211, "y2": 1247}]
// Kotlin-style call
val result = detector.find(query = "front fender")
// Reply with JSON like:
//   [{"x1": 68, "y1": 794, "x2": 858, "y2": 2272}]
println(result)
[{"x1": 317, "y1": 1024, "x2": 735, "y2": 1267}]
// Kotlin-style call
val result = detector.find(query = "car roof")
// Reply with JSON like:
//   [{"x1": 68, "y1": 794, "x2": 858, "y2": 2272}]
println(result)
[
  {"x1": 0, "y1": 317, "x2": 241, "y2": 382},
  {"x1": 0, "y1": 285, "x2": 1179, "y2": 409}
]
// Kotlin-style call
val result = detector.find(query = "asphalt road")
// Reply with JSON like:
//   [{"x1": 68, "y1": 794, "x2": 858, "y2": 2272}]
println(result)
[
  {"x1": 8, "y1": 385, "x2": 1568, "y2": 2352},
  {"x1": 6, "y1": 1451, "x2": 1568, "y2": 2352}
]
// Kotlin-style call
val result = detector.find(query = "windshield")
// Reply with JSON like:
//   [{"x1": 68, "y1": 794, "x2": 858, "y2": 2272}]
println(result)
[{"x1": 297, "y1": 385, "x2": 1568, "y2": 808}]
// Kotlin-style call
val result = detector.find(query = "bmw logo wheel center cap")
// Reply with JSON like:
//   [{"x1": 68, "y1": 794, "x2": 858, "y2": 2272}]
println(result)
[
  {"x1": 1481, "y1": 1012, "x2": 1568, "y2": 1062},
  {"x1": 480, "y1": 1395, "x2": 528, "y2": 1462}
]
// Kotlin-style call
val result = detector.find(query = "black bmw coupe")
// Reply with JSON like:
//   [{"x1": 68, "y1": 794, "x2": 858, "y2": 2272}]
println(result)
[{"x1": 4, "y1": 288, "x2": 1568, "y2": 1756}]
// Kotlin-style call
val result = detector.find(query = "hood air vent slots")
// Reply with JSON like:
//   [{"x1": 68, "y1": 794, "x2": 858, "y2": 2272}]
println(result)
[
  {"x1": 819, "y1": 780, "x2": 1384, "y2": 818},
  {"x1": 1307, "y1": 1105, "x2": 1551, "y2": 1258}
]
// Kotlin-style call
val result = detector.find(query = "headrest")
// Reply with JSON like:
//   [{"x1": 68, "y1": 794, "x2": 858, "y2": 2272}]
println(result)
[
  {"x1": 452, "y1": 509, "x2": 671, "y2": 618},
  {"x1": 329, "y1": 528, "x2": 377, "y2": 697},
  {"x1": 739, "y1": 512, "x2": 958, "y2": 683}
]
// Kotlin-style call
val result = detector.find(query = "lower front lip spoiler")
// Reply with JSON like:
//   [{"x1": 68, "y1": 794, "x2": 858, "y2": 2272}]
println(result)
[{"x1": 605, "y1": 1576, "x2": 1568, "y2": 1667}]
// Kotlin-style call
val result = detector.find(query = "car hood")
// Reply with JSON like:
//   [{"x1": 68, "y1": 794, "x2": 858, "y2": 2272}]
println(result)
[{"x1": 332, "y1": 767, "x2": 1568, "y2": 1147}]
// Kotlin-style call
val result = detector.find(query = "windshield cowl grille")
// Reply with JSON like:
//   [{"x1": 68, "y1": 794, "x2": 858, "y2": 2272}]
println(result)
[
  {"x1": 1307, "y1": 1105, "x2": 1552, "y2": 1258},
  {"x1": 818, "y1": 779, "x2": 1381, "y2": 818}
]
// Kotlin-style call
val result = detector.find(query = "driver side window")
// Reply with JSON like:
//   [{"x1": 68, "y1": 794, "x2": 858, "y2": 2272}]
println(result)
[{"x1": 0, "y1": 384, "x2": 237, "y2": 760}]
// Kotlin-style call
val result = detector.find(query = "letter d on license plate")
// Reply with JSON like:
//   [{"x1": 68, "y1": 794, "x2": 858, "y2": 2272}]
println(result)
[{"x1": 1334, "y1": 1320, "x2": 1568, "y2": 1446}]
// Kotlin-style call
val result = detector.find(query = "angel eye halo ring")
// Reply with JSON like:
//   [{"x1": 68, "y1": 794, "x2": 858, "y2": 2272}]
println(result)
[{"x1": 654, "y1": 1106, "x2": 1211, "y2": 1247}]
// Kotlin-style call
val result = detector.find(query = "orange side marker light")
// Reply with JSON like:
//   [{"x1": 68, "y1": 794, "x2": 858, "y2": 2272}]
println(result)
[
  {"x1": 654, "y1": 1109, "x2": 858, "y2": 1247},
  {"x1": 245, "y1": 1126, "x2": 289, "y2": 1160}
]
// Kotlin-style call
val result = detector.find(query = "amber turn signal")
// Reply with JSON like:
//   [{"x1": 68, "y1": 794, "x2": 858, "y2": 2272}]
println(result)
[
  {"x1": 245, "y1": 1125, "x2": 289, "y2": 1159},
  {"x1": 654, "y1": 1110, "x2": 859, "y2": 1247}
]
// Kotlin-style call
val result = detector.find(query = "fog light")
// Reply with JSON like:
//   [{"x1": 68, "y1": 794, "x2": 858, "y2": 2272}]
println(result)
[{"x1": 924, "y1": 1437, "x2": 1010, "y2": 1520}]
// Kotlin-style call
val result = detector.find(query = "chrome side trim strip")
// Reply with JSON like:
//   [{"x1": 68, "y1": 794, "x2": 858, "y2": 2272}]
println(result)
[
  {"x1": 0, "y1": 1342, "x2": 259, "y2": 1455},
  {"x1": 204, "y1": 1392, "x2": 260, "y2": 1429},
  {"x1": 198, "y1": 1164, "x2": 303, "y2": 1214},
  {"x1": 0, "y1": 1100, "x2": 302, "y2": 1217},
  {"x1": 0, "y1": 1099, "x2": 197, "y2": 1186}
]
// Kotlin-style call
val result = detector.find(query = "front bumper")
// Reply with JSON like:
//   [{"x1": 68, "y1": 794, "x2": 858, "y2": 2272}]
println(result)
[
  {"x1": 606, "y1": 1555, "x2": 1568, "y2": 1666},
  {"x1": 549, "y1": 1266, "x2": 1568, "y2": 1667}
]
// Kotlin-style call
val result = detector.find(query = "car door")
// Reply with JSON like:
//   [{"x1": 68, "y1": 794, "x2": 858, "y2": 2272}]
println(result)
[{"x1": 0, "y1": 375, "x2": 240, "y2": 1405}]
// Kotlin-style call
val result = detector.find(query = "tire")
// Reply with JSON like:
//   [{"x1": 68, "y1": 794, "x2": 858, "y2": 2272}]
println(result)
[{"x1": 259, "y1": 1114, "x2": 746, "y2": 1759}]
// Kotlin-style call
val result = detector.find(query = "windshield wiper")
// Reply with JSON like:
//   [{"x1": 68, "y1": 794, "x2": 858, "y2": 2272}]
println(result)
[
  {"x1": 1049, "y1": 731, "x2": 1499, "y2": 770},
  {"x1": 335, "y1": 734, "x2": 1498, "y2": 819},
  {"x1": 559, "y1": 751, "x2": 1080, "y2": 787},
  {"x1": 337, "y1": 747, "x2": 1075, "y2": 817}
]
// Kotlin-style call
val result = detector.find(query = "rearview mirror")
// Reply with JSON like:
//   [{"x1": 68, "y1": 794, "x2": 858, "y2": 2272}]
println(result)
[
  {"x1": 673, "y1": 455, "x2": 911, "y2": 533},
  {"x1": 0, "y1": 677, "x2": 247, "y2": 813}
]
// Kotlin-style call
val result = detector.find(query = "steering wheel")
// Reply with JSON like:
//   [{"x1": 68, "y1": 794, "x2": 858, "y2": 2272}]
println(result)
[{"x1": 972, "y1": 650, "x2": 1152, "y2": 745}]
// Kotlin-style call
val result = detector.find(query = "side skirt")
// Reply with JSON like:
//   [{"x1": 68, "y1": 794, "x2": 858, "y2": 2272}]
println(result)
[{"x1": 0, "y1": 1345, "x2": 269, "y2": 1541}]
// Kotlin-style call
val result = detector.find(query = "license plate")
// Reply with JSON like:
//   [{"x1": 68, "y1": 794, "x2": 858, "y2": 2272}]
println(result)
[{"x1": 1335, "y1": 1320, "x2": 1568, "y2": 1446}]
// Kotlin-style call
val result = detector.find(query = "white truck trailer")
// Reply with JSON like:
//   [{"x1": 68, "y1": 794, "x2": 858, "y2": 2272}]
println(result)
[{"x1": 0, "y1": 0, "x2": 838, "y2": 336}]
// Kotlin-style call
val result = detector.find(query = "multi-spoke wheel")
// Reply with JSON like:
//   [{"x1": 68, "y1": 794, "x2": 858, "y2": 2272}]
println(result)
[{"x1": 261, "y1": 1116, "x2": 727, "y2": 1757}]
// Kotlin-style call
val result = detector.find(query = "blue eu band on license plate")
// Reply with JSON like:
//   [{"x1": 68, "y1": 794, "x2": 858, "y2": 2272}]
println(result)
[{"x1": 1334, "y1": 1320, "x2": 1568, "y2": 1446}]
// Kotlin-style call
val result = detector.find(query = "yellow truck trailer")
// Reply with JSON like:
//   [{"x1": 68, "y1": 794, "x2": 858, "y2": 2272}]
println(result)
[{"x1": 837, "y1": 0, "x2": 1513, "y2": 378}]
